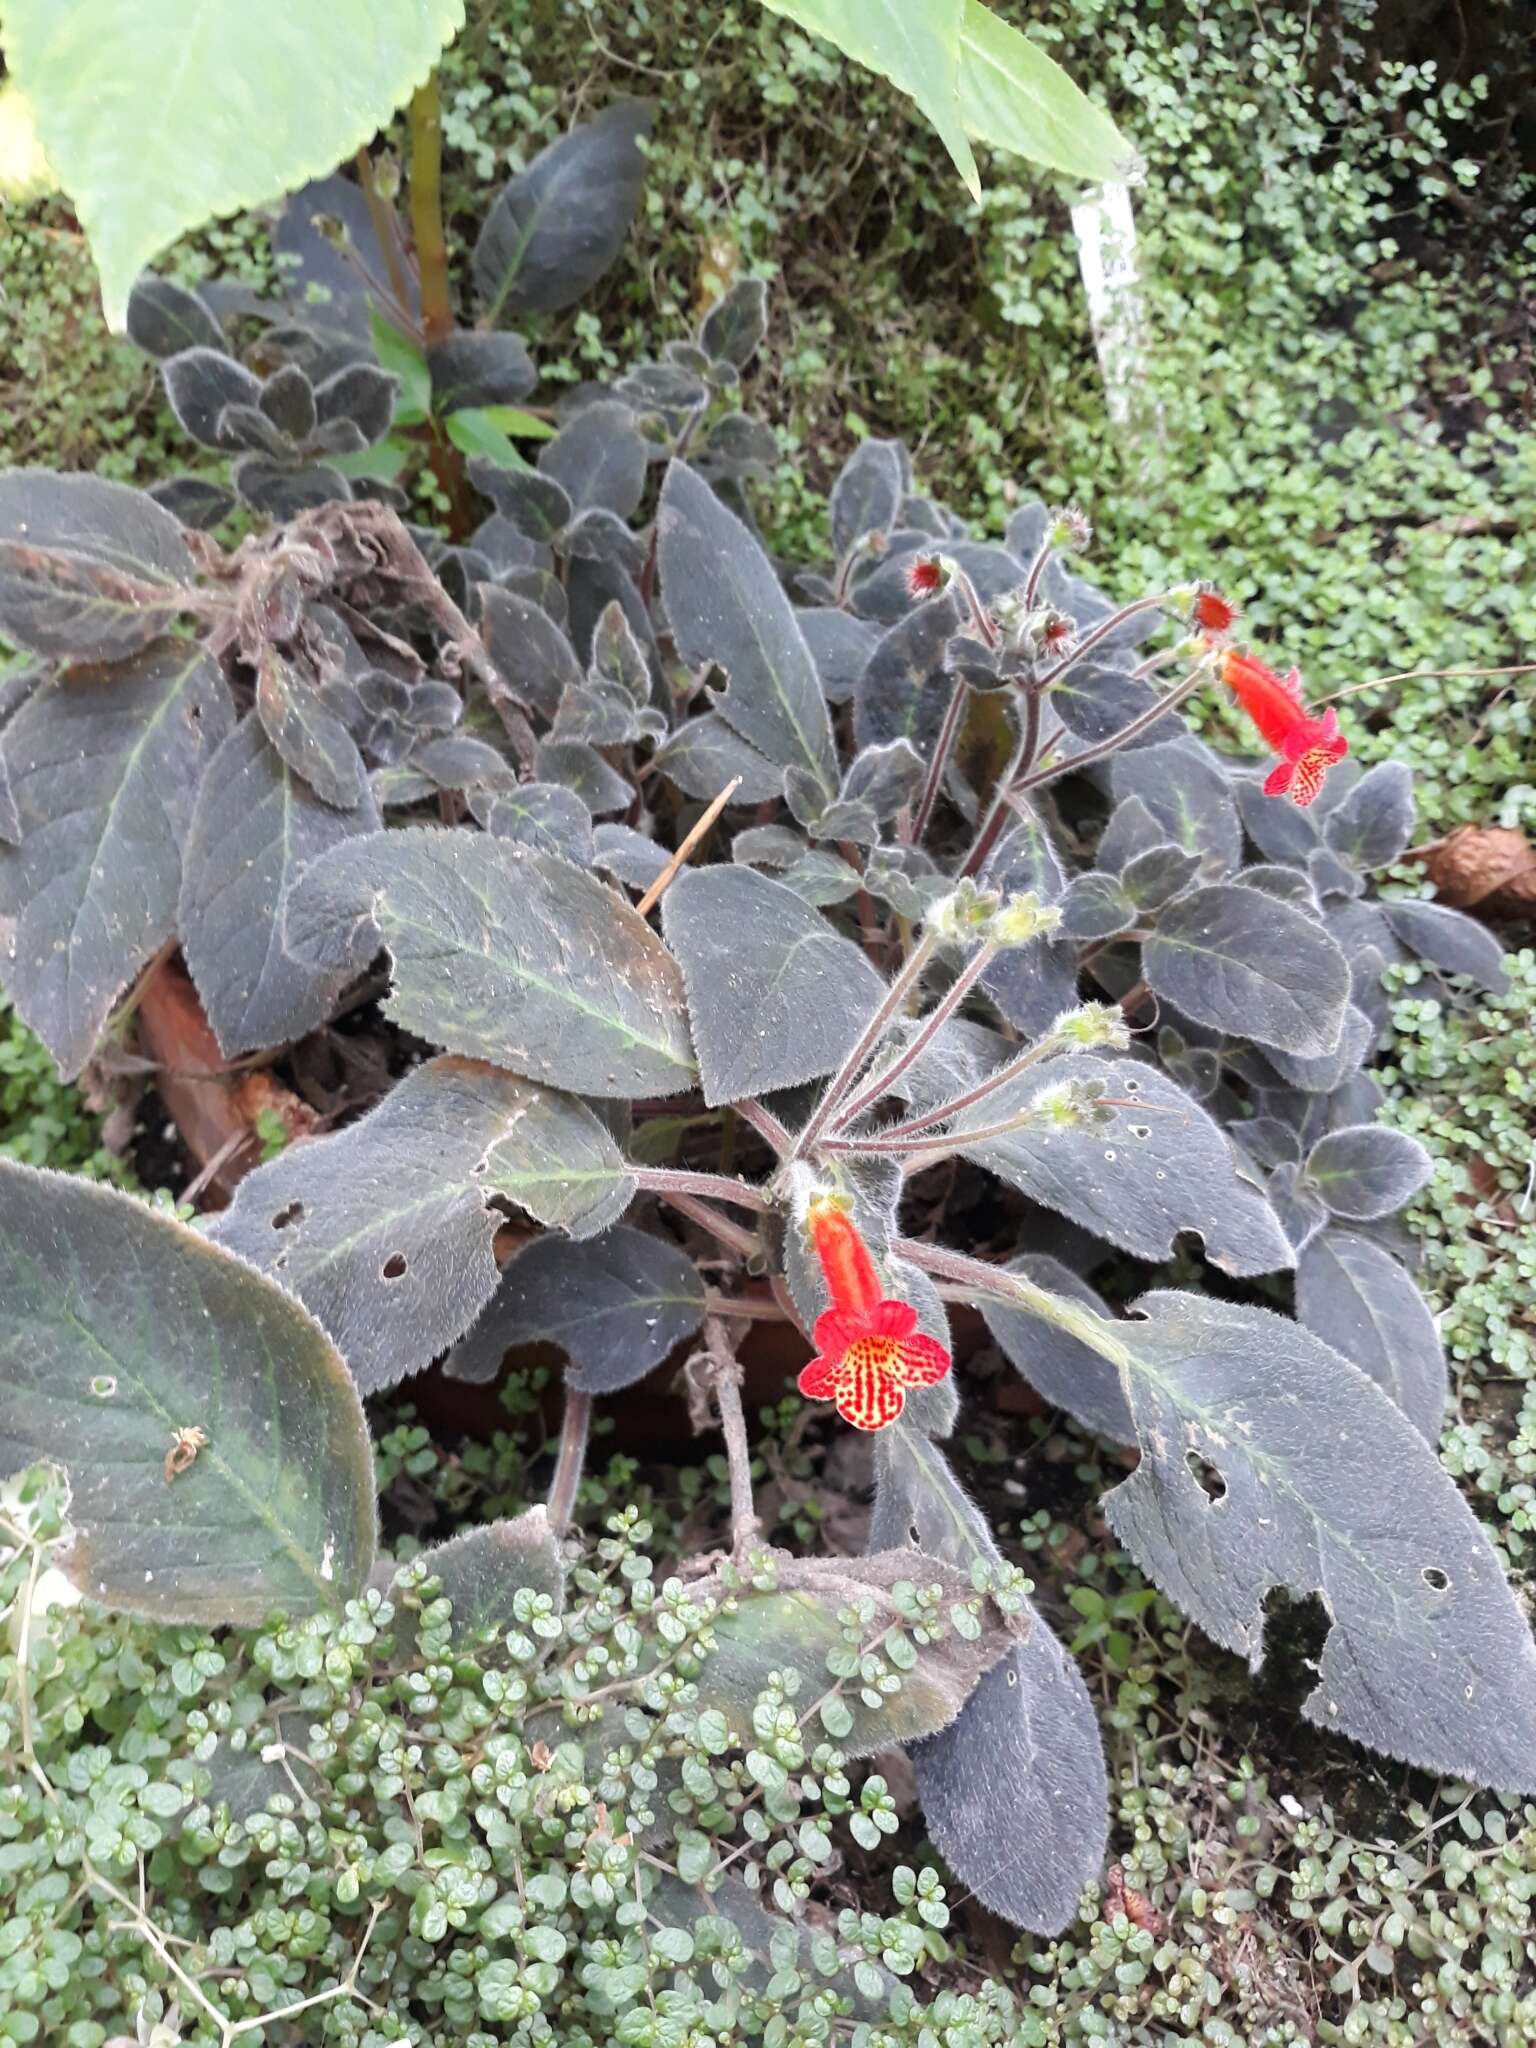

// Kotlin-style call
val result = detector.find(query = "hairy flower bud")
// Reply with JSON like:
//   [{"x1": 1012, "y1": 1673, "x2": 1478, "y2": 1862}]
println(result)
[
  {"x1": 1031, "y1": 1075, "x2": 1114, "y2": 1129},
  {"x1": 905, "y1": 553, "x2": 951, "y2": 597},
  {"x1": 1049, "y1": 504, "x2": 1093, "y2": 552},
  {"x1": 992, "y1": 892, "x2": 1064, "y2": 946},
  {"x1": 1191, "y1": 585, "x2": 1240, "y2": 636},
  {"x1": 1052, "y1": 1001, "x2": 1131, "y2": 1050},
  {"x1": 926, "y1": 879, "x2": 1000, "y2": 942}
]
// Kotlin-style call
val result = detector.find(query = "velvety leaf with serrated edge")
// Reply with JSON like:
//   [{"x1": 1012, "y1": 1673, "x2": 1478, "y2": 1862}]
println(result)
[
  {"x1": 759, "y1": 0, "x2": 978, "y2": 199},
  {"x1": 695, "y1": 1550, "x2": 1013, "y2": 1755},
  {"x1": 255, "y1": 647, "x2": 366, "y2": 810},
  {"x1": 475, "y1": 585, "x2": 581, "y2": 729},
  {"x1": 1236, "y1": 773, "x2": 1320, "y2": 864},
  {"x1": 1111, "y1": 741, "x2": 1241, "y2": 876},
  {"x1": 1303, "y1": 1122, "x2": 1432, "y2": 1220},
  {"x1": 162, "y1": 348, "x2": 262, "y2": 446},
  {"x1": 940, "y1": 1052, "x2": 1292, "y2": 1277},
  {"x1": 179, "y1": 717, "x2": 381, "y2": 1058},
  {"x1": 663, "y1": 865, "x2": 886, "y2": 1106},
  {"x1": 1058, "y1": 871, "x2": 1135, "y2": 940},
  {"x1": 829, "y1": 439, "x2": 906, "y2": 557},
  {"x1": 284, "y1": 828, "x2": 695, "y2": 1098},
  {"x1": 453, "y1": 1224, "x2": 703, "y2": 1393},
  {"x1": 955, "y1": 0, "x2": 1137, "y2": 183},
  {"x1": 1297, "y1": 1230, "x2": 1446, "y2": 1444},
  {"x1": 869, "y1": 1425, "x2": 1108, "y2": 1936},
  {"x1": 1382, "y1": 898, "x2": 1510, "y2": 994},
  {"x1": 0, "y1": 469, "x2": 196, "y2": 659},
  {"x1": 1143, "y1": 882, "x2": 1349, "y2": 1058},
  {"x1": 981, "y1": 1254, "x2": 1134, "y2": 1444},
  {"x1": 0, "y1": 1162, "x2": 374, "y2": 1622},
  {"x1": 852, "y1": 589, "x2": 965, "y2": 753},
  {"x1": 538, "y1": 400, "x2": 648, "y2": 521},
  {"x1": 797, "y1": 606, "x2": 879, "y2": 706},
  {"x1": 1097, "y1": 793, "x2": 1165, "y2": 873},
  {"x1": 406, "y1": 1507, "x2": 563, "y2": 1658},
  {"x1": 0, "y1": 644, "x2": 232, "y2": 1077},
  {"x1": 469, "y1": 460, "x2": 571, "y2": 543},
  {"x1": 474, "y1": 101, "x2": 654, "y2": 322},
  {"x1": 651, "y1": 716, "x2": 785, "y2": 806},
  {"x1": 952, "y1": 1264, "x2": 1536, "y2": 1791},
  {"x1": 8, "y1": 0, "x2": 464, "y2": 330},
  {"x1": 212, "y1": 1057, "x2": 625, "y2": 1395},
  {"x1": 658, "y1": 462, "x2": 836, "y2": 794},
  {"x1": 1323, "y1": 759, "x2": 1415, "y2": 870},
  {"x1": 533, "y1": 736, "x2": 633, "y2": 814},
  {"x1": 479, "y1": 782, "x2": 594, "y2": 865},
  {"x1": 1051, "y1": 659, "x2": 1167, "y2": 751}
]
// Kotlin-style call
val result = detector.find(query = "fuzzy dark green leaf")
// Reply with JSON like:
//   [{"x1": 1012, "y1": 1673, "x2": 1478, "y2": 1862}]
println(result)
[
  {"x1": 408, "y1": 1507, "x2": 564, "y2": 1658},
  {"x1": 474, "y1": 101, "x2": 655, "y2": 322},
  {"x1": 1110, "y1": 741, "x2": 1241, "y2": 876},
  {"x1": 453, "y1": 1224, "x2": 703, "y2": 1393},
  {"x1": 539, "y1": 400, "x2": 648, "y2": 521},
  {"x1": 1382, "y1": 898, "x2": 1510, "y2": 993},
  {"x1": 1297, "y1": 1230, "x2": 1446, "y2": 1444},
  {"x1": 1323, "y1": 760, "x2": 1415, "y2": 870},
  {"x1": 658, "y1": 461, "x2": 837, "y2": 794},
  {"x1": 663, "y1": 864, "x2": 886, "y2": 1106},
  {"x1": 1143, "y1": 881, "x2": 1350, "y2": 1058},
  {"x1": 0, "y1": 643, "x2": 232, "y2": 1077},
  {"x1": 179, "y1": 716, "x2": 381, "y2": 1058},
  {"x1": 0, "y1": 469, "x2": 197, "y2": 658},
  {"x1": 0, "y1": 1162, "x2": 374, "y2": 1623},
  {"x1": 1303, "y1": 1122, "x2": 1432, "y2": 1220},
  {"x1": 285, "y1": 827, "x2": 695, "y2": 1098}
]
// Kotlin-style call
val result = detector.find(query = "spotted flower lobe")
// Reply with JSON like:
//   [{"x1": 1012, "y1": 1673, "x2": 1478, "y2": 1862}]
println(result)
[
  {"x1": 797, "y1": 1200, "x2": 952, "y2": 1432},
  {"x1": 1218, "y1": 646, "x2": 1348, "y2": 808}
]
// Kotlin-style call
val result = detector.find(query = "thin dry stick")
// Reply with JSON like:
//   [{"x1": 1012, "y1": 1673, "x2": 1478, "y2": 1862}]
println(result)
[
  {"x1": 636, "y1": 778, "x2": 742, "y2": 916},
  {"x1": 1312, "y1": 662, "x2": 1536, "y2": 707}
]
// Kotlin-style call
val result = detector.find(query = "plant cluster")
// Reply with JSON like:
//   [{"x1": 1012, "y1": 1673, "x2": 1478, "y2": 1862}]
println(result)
[{"x1": 0, "y1": 233, "x2": 1530, "y2": 1968}]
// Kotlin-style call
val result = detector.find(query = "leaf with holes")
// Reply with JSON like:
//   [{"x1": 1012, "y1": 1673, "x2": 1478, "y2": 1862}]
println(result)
[
  {"x1": 694, "y1": 1549, "x2": 1015, "y2": 1755},
  {"x1": 954, "y1": 1270, "x2": 1536, "y2": 1793},
  {"x1": 179, "y1": 716, "x2": 381, "y2": 1057},
  {"x1": 0, "y1": 1162, "x2": 374, "y2": 1623},
  {"x1": 927, "y1": 1052, "x2": 1292, "y2": 1277},
  {"x1": 1143, "y1": 882, "x2": 1350, "y2": 1058},
  {"x1": 869, "y1": 1424, "x2": 1108, "y2": 1936},
  {"x1": 284, "y1": 827, "x2": 695, "y2": 1099},
  {"x1": 212, "y1": 1057, "x2": 629, "y2": 1395},
  {"x1": 450, "y1": 1224, "x2": 703, "y2": 1393},
  {"x1": 663, "y1": 864, "x2": 887, "y2": 1106},
  {"x1": 0, "y1": 643, "x2": 232, "y2": 1078},
  {"x1": 0, "y1": 469, "x2": 197, "y2": 659},
  {"x1": 657, "y1": 461, "x2": 837, "y2": 795},
  {"x1": 1297, "y1": 1230, "x2": 1446, "y2": 1445},
  {"x1": 1302, "y1": 1123, "x2": 1432, "y2": 1220}
]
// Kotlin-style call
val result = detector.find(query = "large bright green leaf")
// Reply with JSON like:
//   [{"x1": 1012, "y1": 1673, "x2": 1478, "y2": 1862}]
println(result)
[
  {"x1": 0, "y1": 1163, "x2": 375, "y2": 1623},
  {"x1": 4, "y1": 0, "x2": 465, "y2": 329},
  {"x1": 759, "y1": 0, "x2": 978, "y2": 198},
  {"x1": 955, "y1": 1, "x2": 1136, "y2": 185}
]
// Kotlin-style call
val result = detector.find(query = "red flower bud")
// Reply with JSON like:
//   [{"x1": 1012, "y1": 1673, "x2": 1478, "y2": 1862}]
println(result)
[
  {"x1": 906, "y1": 554, "x2": 946, "y2": 598},
  {"x1": 1192, "y1": 588, "x2": 1240, "y2": 635}
]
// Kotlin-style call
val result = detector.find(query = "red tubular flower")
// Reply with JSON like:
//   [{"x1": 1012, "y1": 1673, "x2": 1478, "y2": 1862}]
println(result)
[
  {"x1": 797, "y1": 1199, "x2": 951, "y2": 1431},
  {"x1": 1218, "y1": 647, "x2": 1349, "y2": 808}
]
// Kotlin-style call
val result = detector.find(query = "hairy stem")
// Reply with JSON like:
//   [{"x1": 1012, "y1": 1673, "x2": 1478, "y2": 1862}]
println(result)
[
  {"x1": 546, "y1": 1390, "x2": 592, "y2": 1537},
  {"x1": 829, "y1": 939, "x2": 998, "y2": 1133},
  {"x1": 910, "y1": 676, "x2": 971, "y2": 844},
  {"x1": 792, "y1": 929, "x2": 940, "y2": 1160},
  {"x1": 353, "y1": 148, "x2": 415, "y2": 328},
  {"x1": 407, "y1": 75, "x2": 452, "y2": 343},
  {"x1": 732, "y1": 1097, "x2": 792, "y2": 1157},
  {"x1": 846, "y1": 1024, "x2": 1067, "y2": 1144},
  {"x1": 1013, "y1": 669, "x2": 1206, "y2": 796},
  {"x1": 963, "y1": 687, "x2": 1041, "y2": 879},
  {"x1": 633, "y1": 1166, "x2": 772, "y2": 1212},
  {"x1": 897, "y1": 1236, "x2": 1135, "y2": 1372},
  {"x1": 1033, "y1": 592, "x2": 1175, "y2": 693},
  {"x1": 660, "y1": 1189, "x2": 763, "y2": 1260}
]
